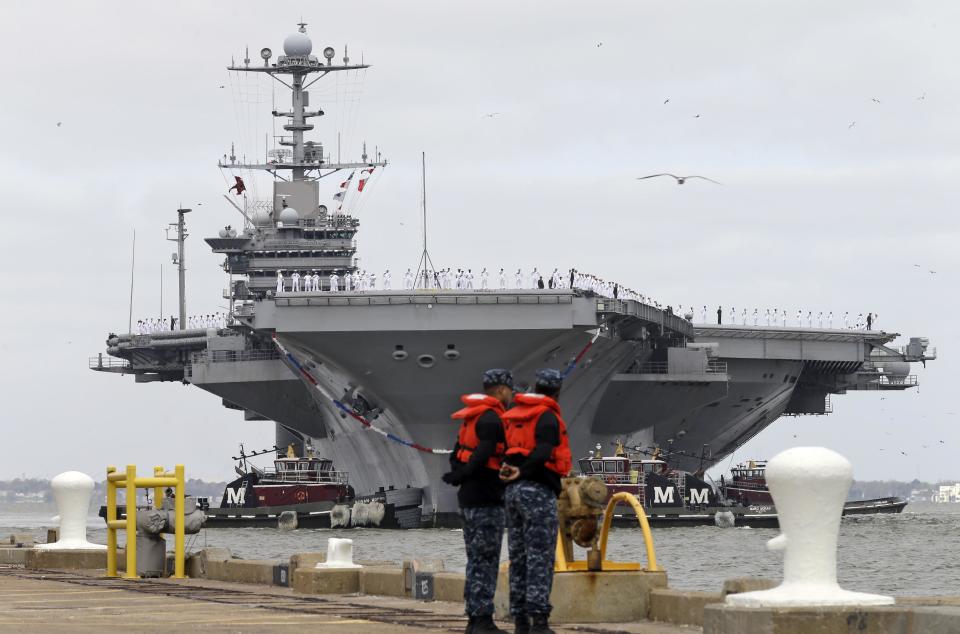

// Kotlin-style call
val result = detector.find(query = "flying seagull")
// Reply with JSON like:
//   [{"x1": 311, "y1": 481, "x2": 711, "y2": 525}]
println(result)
[
  {"x1": 596, "y1": 42, "x2": 603, "y2": 47},
  {"x1": 848, "y1": 121, "x2": 856, "y2": 129},
  {"x1": 663, "y1": 98, "x2": 670, "y2": 104},
  {"x1": 918, "y1": 92, "x2": 926, "y2": 101},
  {"x1": 482, "y1": 112, "x2": 502, "y2": 119},
  {"x1": 872, "y1": 98, "x2": 881, "y2": 103},
  {"x1": 56, "y1": 121, "x2": 62, "y2": 127},
  {"x1": 637, "y1": 174, "x2": 722, "y2": 185},
  {"x1": 694, "y1": 114, "x2": 701, "y2": 118}
]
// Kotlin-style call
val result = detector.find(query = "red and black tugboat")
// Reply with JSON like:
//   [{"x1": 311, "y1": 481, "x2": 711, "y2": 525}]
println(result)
[
  {"x1": 576, "y1": 444, "x2": 907, "y2": 527},
  {"x1": 720, "y1": 459, "x2": 907, "y2": 516},
  {"x1": 576, "y1": 443, "x2": 725, "y2": 526},
  {"x1": 204, "y1": 444, "x2": 424, "y2": 528}
]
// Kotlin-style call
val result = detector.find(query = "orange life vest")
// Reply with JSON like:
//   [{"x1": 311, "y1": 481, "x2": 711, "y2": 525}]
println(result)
[
  {"x1": 451, "y1": 394, "x2": 506, "y2": 470},
  {"x1": 501, "y1": 393, "x2": 572, "y2": 476}
]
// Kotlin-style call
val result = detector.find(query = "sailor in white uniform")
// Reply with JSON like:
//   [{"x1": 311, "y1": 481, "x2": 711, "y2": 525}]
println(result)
[
  {"x1": 404, "y1": 268, "x2": 414, "y2": 290},
  {"x1": 529, "y1": 268, "x2": 539, "y2": 289},
  {"x1": 344, "y1": 271, "x2": 353, "y2": 291},
  {"x1": 329, "y1": 272, "x2": 339, "y2": 292},
  {"x1": 752, "y1": 308, "x2": 758, "y2": 325},
  {"x1": 781, "y1": 310, "x2": 787, "y2": 327},
  {"x1": 498, "y1": 268, "x2": 506, "y2": 290},
  {"x1": 383, "y1": 270, "x2": 392, "y2": 290},
  {"x1": 796, "y1": 309, "x2": 803, "y2": 327},
  {"x1": 465, "y1": 269, "x2": 474, "y2": 289},
  {"x1": 480, "y1": 268, "x2": 489, "y2": 290},
  {"x1": 291, "y1": 271, "x2": 301, "y2": 292},
  {"x1": 827, "y1": 312, "x2": 833, "y2": 328},
  {"x1": 276, "y1": 270, "x2": 284, "y2": 294},
  {"x1": 312, "y1": 271, "x2": 320, "y2": 292},
  {"x1": 729, "y1": 307, "x2": 736, "y2": 323},
  {"x1": 515, "y1": 269, "x2": 523, "y2": 289},
  {"x1": 843, "y1": 312, "x2": 849, "y2": 328},
  {"x1": 369, "y1": 271, "x2": 377, "y2": 290},
  {"x1": 741, "y1": 308, "x2": 747, "y2": 325},
  {"x1": 806, "y1": 311, "x2": 813, "y2": 328},
  {"x1": 817, "y1": 311, "x2": 823, "y2": 328}
]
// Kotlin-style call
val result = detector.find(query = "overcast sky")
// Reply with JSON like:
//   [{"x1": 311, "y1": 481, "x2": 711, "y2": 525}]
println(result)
[{"x1": 0, "y1": 1, "x2": 956, "y2": 483}]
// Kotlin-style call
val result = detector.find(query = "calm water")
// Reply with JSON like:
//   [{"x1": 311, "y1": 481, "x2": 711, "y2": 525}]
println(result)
[{"x1": 4, "y1": 503, "x2": 959, "y2": 595}]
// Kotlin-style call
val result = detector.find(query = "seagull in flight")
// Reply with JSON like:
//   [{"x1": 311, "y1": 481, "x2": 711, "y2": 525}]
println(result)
[
  {"x1": 56, "y1": 121, "x2": 62, "y2": 127},
  {"x1": 917, "y1": 92, "x2": 926, "y2": 101},
  {"x1": 871, "y1": 98, "x2": 881, "y2": 103},
  {"x1": 848, "y1": 121, "x2": 856, "y2": 129},
  {"x1": 637, "y1": 174, "x2": 722, "y2": 185},
  {"x1": 929, "y1": 270, "x2": 937, "y2": 274},
  {"x1": 663, "y1": 98, "x2": 670, "y2": 104},
  {"x1": 481, "y1": 112, "x2": 502, "y2": 119},
  {"x1": 596, "y1": 42, "x2": 603, "y2": 47},
  {"x1": 219, "y1": 84, "x2": 225, "y2": 89}
]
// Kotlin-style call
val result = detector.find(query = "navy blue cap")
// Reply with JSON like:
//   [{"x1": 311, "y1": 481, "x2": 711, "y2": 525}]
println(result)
[
  {"x1": 482, "y1": 368, "x2": 514, "y2": 389},
  {"x1": 535, "y1": 368, "x2": 564, "y2": 390}
]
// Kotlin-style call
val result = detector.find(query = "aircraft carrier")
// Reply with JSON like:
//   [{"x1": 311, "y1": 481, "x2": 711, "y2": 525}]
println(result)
[{"x1": 91, "y1": 24, "x2": 937, "y2": 524}]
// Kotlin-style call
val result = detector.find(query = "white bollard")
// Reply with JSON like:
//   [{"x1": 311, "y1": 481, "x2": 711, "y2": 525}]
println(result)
[
  {"x1": 36, "y1": 471, "x2": 106, "y2": 551},
  {"x1": 315, "y1": 537, "x2": 362, "y2": 569},
  {"x1": 726, "y1": 447, "x2": 892, "y2": 607}
]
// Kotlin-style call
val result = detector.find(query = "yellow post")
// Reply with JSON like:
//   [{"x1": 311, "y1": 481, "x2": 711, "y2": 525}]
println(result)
[
  {"x1": 125, "y1": 464, "x2": 138, "y2": 579},
  {"x1": 598, "y1": 492, "x2": 659, "y2": 572},
  {"x1": 153, "y1": 466, "x2": 164, "y2": 510},
  {"x1": 106, "y1": 466, "x2": 117, "y2": 577},
  {"x1": 173, "y1": 464, "x2": 185, "y2": 579}
]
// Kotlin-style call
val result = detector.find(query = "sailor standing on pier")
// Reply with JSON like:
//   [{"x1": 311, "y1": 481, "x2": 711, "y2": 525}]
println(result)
[
  {"x1": 515, "y1": 269, "x2": 523, "y2": 289},
  {"x1": 276, "y1": 270, "x2": 285, "y2": 294},
  {"x1": 500, "y1": 369, "x2": 570, "y2": 634},
  {"x1": 443, "y1": 369, "x2": 513, "y2": 634},
  {"x1": 329, "y1": 271, "x2": 339, "y2": 292},
  {"x1": 383, "y1": 270, "x2": 392, "y2": 290},
  {"x1": 481, "y1": 268, "x2": 489, "y2": 290},
  {"x1": 499, "y1": 268, "x2": 506, "y2": 290},
  {"x1": 291, "y1": 271, "x2": 301, "y2": 292},
  {"x1": 404, "y1": 268, "x2": 414, "y2": 290}
]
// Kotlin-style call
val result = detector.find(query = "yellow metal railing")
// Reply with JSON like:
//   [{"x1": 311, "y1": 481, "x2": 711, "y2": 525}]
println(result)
[
  {"x1": 105, "y1": 464, "x2": 186, "y2": 579},
  {"x1": 555, "y1": 491, "x2": 660, "y2": 573}
]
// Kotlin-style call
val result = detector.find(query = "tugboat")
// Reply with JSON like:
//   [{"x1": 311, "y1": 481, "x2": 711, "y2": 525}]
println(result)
[
  {"x1": 721, "y1": 459, "x2": 907, "y2": 516},
  {"x1": 576, "y1": 445, "x2": 907, "y2": 527},
  {"x1": 204, "y1": 444, "x2": 424, "y2": 528},
  {"x1": 101, "y1": 444, "x2": 425, "y2": 529}
]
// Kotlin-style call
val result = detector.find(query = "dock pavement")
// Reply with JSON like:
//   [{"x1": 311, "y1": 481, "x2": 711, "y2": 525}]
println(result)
[{"x1": 0, "y1": 566, "x2": 698, "y2": 633}]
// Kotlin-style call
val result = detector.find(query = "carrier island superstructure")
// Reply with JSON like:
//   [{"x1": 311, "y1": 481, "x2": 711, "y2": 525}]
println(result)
[{"x1": 92, "y1": 24, "x2": 937, "y2": 523}]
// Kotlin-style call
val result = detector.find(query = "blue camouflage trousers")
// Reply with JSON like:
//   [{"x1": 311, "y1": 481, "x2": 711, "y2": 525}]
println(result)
[
  {"x1": 504, "y1": 480, "x2": 558, "y2": 617},
  {"x1": 461, "y1": 506, "x2": 506, "y2": 616}
]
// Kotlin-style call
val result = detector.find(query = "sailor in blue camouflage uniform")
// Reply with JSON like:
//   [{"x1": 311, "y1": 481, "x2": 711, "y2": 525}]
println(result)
[
  {"x1": 443, "y1": 369, "x2": 514, "y2": 634},
  {"x1": 500, "y1": 369, "x2": 572, "y2": 634}
]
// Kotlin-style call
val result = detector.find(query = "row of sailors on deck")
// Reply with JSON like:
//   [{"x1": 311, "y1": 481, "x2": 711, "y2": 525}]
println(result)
[
  {"x1": 135, "y1": 313, "x2": 227, "y2": 334},
  {"x1": 694, "y1": 306, "x2": 879, "y2": 330},
  {"x1": 275, "y1": 267, "x2": 645, "y2": 302}
]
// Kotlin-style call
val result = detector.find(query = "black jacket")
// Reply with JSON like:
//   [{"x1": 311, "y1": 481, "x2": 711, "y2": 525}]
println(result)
[{"x1": 450, "y1": 410, "x2": 506, "y2": 508}]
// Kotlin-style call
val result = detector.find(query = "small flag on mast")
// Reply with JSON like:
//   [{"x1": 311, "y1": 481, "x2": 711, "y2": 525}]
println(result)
[
  {"x1": 228, "y1": 176, "x2": 246, "y2": 195},
  {"x1": 357, "y1": 167, "x2": 375, "y2": 192}
]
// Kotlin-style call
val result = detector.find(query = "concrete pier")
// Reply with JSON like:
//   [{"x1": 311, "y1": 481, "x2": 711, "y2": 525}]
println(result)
[{"x1": 3, "y1": 542, "x2": 960, "y2": 632}]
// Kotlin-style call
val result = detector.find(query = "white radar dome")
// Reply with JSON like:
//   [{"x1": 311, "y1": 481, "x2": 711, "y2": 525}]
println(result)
[
  {"x1": 278, "y1": 206, "x2": 300, "y2": 225},
  {"x1": 251, "y1": 209, "x2": 272, "y2": 226},
  {"x1": 283, "y1": 30, "x2": 313, "y2": 57}
]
